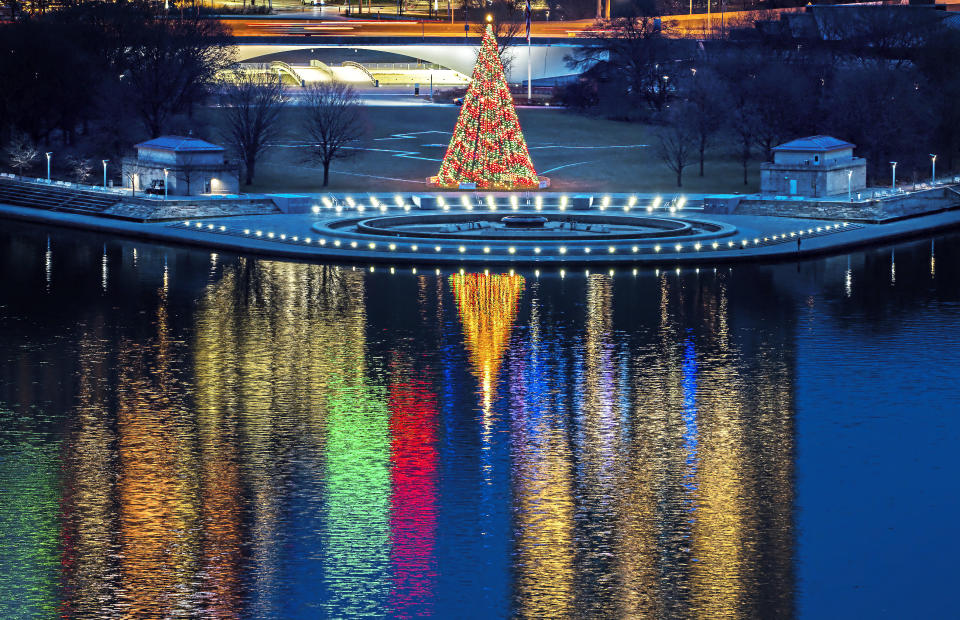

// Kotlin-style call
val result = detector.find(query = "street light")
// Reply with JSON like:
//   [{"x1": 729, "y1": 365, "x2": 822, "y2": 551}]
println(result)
[
  {"x1": 45, "y1": 152, "x2": 51, "y2": 182},
  {"x1": 102, "y1": 160, "x2": 108, "y2": 188},
  {"x1": 930, "y1": 153, "x2": 937, "y2": 185},
  {"x1": 890, "y1": 161, "x2": 897, "y2": 190},
  {"x1": 163, "y1": 168, "x2": 169, "y2": 201},
  {"x1": 847, "y1": 169, "x2": 853, "y2": 201}
]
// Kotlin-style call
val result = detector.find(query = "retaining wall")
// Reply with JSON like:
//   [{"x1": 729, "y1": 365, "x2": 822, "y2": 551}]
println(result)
[{"x1": 709, "y1": 186, "x2": 960, "y2": 223}]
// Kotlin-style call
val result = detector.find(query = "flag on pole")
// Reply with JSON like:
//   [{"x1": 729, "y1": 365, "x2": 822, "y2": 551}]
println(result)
[{"x1": 525, "y1": 0, "x2": 531, "y2": 42}]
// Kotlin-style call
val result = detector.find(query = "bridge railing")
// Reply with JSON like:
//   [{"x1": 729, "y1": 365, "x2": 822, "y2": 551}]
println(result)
[
  {"x1": 235, "y1": 61, "x2": 305, "y2": 86},
  {"x1": 308, "y1": 59, "x2": 336, "y2": 79},
  {"x1": 270, "y1": 60, "x2": 305, "y2": 86},
  {"x1": 363, "y1": 62, "x2": 447, "y2": 71},
  {"x1": 341, "y1": 61, "x2": 377, "y2": 85}
]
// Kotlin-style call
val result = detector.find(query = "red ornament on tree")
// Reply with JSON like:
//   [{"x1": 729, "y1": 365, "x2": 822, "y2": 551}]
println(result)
[{"x1": 436, "y1": 25, "x2": 539, "y2": 189}]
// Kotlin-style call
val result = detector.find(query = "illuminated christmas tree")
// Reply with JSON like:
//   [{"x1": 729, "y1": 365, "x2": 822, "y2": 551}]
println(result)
[{"x1": 436, "y1": 25, "x2": 539, "y2": 189}]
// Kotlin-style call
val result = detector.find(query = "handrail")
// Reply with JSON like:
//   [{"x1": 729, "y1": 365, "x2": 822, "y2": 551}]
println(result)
[
  {"x1": 309, "y1": 59, "x2": 336, "y2": 79},
  {"x1": 341, "y1": 60, "x2": 377, "y2": 84},
  {"x1": 235, "y1": 61, "x2": 304, "y2": 85},
  {"x1": 269, "y1": 60, "x2": 305, "y2": 86}
]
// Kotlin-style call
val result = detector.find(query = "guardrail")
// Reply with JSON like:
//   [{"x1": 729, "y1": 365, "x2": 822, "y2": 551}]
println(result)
[{"x1": 363, "y1": 62, "x2": 447, "y2": 71}]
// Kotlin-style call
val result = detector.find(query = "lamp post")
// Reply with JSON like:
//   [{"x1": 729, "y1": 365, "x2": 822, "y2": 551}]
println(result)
[
  {"x1": 163, "y1": 168, "x2": 169, "y2": 201},
  {"x1": 45, "y1": 152, "x2": 51, "y2": 182},
  {"x1": 890, "y1": 161, "x2": 897, "y2": 190},
  {"x1": 848, "y1": 169, "x2": 853, "y2": 201},
  {"x1": 102, "y1": 160, "x2": 108, "y2": 188},
  {"x1": 930, "y1": 153, "x2": 937, "y2": 185}
]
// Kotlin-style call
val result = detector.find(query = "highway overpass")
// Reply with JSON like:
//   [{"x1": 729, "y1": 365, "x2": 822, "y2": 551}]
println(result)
[
  {"x1": 233, "y1": 38, "x2": 586, "y2": 83},
  {"x1": 224, "y1": 8, "x2": 801, "y2": 82}
]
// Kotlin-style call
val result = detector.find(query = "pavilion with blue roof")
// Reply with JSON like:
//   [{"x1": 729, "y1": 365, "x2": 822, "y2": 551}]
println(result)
[{"x1": 761, "y1": 135, "x2": 866, "y2": 198}]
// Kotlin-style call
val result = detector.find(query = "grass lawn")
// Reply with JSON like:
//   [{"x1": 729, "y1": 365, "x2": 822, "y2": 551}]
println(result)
[{"x1": 208, "y1": 104, "x2": 761, "y2": 195}]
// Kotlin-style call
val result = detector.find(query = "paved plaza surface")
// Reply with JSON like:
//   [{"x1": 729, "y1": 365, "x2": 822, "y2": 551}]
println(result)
[{"x1": 3, "y1": 197, "x2": 958, "y2": 267}]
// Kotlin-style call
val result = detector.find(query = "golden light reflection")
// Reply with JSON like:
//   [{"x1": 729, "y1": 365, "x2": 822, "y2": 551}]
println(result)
[
  {"x1": 449, "y1": 272, "x2": 524, "y2": 416},
  {"x1": 509, "y1": 287, "x2": 574, "y2": 618},
  {"x1": 115, "y1": 284, "x2": 201, "y2": 617},
  {"x1": 612, "y1": 271, "x2": 794, "y2": 618},
  {"x1": 576, "y1": 274, "x2": 626, "y2": 615},
  {"x1": 60, "y1": 329, "x2": 119, "y2": 617}
]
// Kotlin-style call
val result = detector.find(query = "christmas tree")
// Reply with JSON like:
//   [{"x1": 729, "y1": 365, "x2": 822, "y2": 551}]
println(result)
[{"x1": 436, "y1": 25, "x2": 539, "y2": 189}]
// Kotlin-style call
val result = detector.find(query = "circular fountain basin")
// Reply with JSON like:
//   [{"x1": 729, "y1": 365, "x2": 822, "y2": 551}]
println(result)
[
  {"x1": 350, "y1": 213, "x2": 698, "y2": 241},
  {"x1": 501, "y1": 215, "x2": 548, "y2": 228}
]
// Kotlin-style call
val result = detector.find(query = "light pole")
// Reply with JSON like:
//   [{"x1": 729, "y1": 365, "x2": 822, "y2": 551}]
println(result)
[
  {"x1": 848, "y1": 169, "x2": 853, "y2": 201},
  {"x1": 163, "y1": 168, "x2": 169, "y2": 201},
  {"x1": 930, "y1": 153, "x2": 937, "y2": 185},
  {"x1": 45, "y1": 152, "x2": 51, "y2": 182},
  {"x1": 890, "y1": 161, "x2": 897, "y2": 190},
  {"x1": 102, "y1": 160, "x2": 108, "y2": 188}
]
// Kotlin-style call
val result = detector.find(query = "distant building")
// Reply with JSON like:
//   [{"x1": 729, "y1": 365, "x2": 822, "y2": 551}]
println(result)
[
  {"x1": 760, "y1": 136, "x2": 867, "y2": 198},
  {"x1": 122, "y1": 136, "x2": 239, "y2": 197}
]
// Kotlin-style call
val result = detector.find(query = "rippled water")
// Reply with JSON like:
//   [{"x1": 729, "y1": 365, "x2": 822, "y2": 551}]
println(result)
[{"x1": 0, "y1": 222, "x2": 957, "y2": 618}]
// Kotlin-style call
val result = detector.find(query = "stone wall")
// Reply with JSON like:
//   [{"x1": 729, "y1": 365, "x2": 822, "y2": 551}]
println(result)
[
  {"x1": 722, "y1": 186, "x2": 960, "y2": 222},
  {"x1": 105, "y1": 198, "x2": 279, "y2": 221}
]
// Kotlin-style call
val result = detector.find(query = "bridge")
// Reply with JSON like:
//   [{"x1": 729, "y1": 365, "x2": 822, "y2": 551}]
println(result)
[
  {"x1": 224, "y1": 8, "x2": 798, "y2": 83},
  {"x1": 233, "y1": 38, "x2": 585, "y2": 83}
]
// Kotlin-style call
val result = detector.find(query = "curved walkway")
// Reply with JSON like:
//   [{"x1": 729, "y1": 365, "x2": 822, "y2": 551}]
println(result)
[{"x1": 2, "y1": 201, "x2": 958, "y2": 268}]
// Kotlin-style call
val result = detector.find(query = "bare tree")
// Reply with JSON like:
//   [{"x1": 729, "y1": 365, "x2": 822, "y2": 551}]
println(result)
[
  {"x1": 654, "y1": 108, "x2": 695, "y2": 187},
  {"x1": 472, "y1": 1, "x2": 525, "y2": 78},
  {"x1": 180, "y1": 153, "x2": 199, "y2": 195},
  {"x1": 566, "y1": 14, "x2": 676, "y2": 118},
  {"x1": 6, "y1": 135, "x2": 39, "y2": 177},
  {"x1": 124, "y1": 15, "x2": 235, "y2": 137},
  {"x1": 67, "y1": 156, "x2": 94, "y2": 185},
  {"x1": 122, "y1": 160, "x2": 147, "y2": 196},
  {"x1": 730, "y1": 99, "x2": 756, "y2": 187},
  {"x1": 684, "y1": 68, "x2": 727, "y2": 177},
  {"x1": 711, "y1": 48, "x2": 762, "y2": 186},
  {"x1": 302, "y1": 81, "x2": 365, "y2": 188},
  {"x1": 219, "y1": 69, "x2": 286, "y2": 186},
  {"x1": 748, "y1": 63, "x2": 819, "y2": 162}
]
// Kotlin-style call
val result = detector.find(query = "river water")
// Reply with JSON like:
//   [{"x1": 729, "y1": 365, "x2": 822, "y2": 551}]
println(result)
[{"x1": 0, "y1": 221, "x2": 957, "y2": 619}]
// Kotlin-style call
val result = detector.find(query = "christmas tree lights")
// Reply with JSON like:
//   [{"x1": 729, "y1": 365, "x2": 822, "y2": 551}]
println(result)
[{"x1": 435, "y1": 25, "x2": 540, "y2": 189}]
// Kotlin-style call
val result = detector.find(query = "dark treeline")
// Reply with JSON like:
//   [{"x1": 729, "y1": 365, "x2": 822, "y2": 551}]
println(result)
[
  {"x1": 561, "y1": 7, "x2": 960, "y2": 186},
  {"x1": 0, "y1": 1, "x2": 232, "y2": 176}
]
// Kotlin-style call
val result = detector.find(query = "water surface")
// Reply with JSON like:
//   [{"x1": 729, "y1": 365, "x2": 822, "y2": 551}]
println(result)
[{"x1": 0, "y1": 222, "x2": 957, "y2": 618}]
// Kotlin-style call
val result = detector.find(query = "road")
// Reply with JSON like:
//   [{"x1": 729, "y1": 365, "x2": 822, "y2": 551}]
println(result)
[
  {"x1": 222, "y1": 16, "x2": 596, "y2": 39},
  {"x1": 220, "y1": 7, "x2": 801, "y2": 40}
]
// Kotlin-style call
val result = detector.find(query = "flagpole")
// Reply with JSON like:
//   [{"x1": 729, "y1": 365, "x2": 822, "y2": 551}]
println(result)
[
  {"x1": 526, "y1": 0, "x2": 532, "y2": 102},
  {"x1": 527, "y1": 42, "x2": 532, "y2": 102}
]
